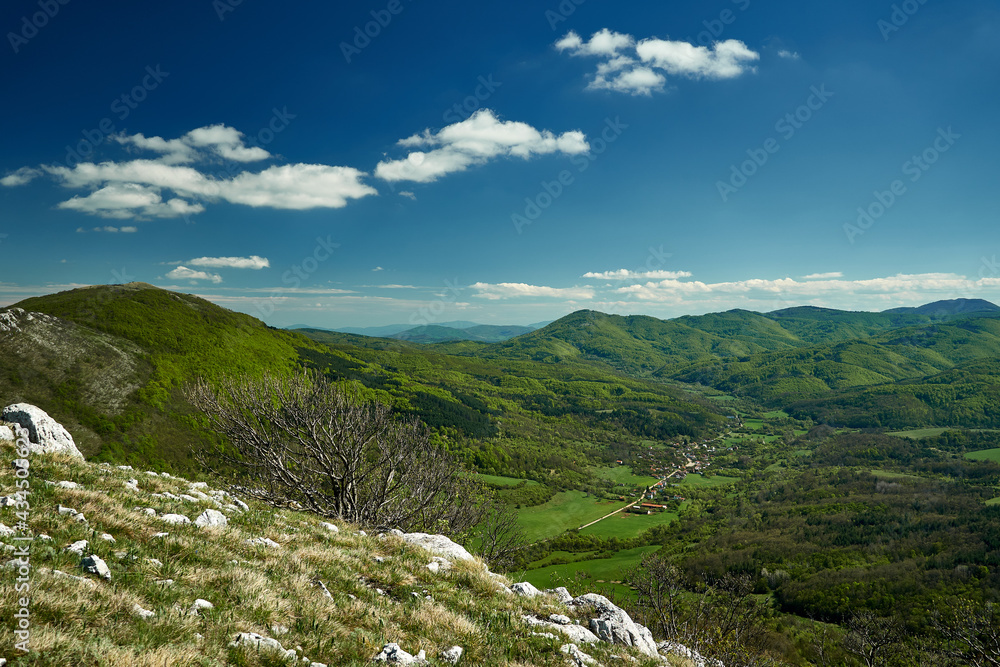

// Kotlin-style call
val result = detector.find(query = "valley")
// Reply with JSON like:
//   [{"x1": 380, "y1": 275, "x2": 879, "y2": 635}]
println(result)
[{"x1": 2, "y1": 284, "x2": 999, "y2": 664}]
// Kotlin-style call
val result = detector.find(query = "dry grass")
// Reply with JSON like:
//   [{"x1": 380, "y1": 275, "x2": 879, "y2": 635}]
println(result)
[{"x1": 0, "y1": 445, "x2": 666, "y2": 666}]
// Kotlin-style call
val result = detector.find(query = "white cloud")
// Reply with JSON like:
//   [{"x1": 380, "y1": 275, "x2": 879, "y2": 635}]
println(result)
[
  {"x1": 555, "y1": 29, "x2": 634, "y2": 57},
  {"x1": 398, "y1": 191, "x2": 416, "y2": 200},
  {"x1": 777, "y1": 49, "x2": 801, "y2": 60},
  {"x1": 187, "y1": 255, "x2": 270, "y2": 270},
  {"x1": 0, "y1": 167, "x2": 41, "y2": 186},
  {"x1": 57, "y1": 183, "x2": 205, "y2": 219},
  {"x1": 583, "y1": 269, "x2": 693, "y2": 280},
  {"x1": 113, "y1": 124, "x2": 270, "y2": 165},
  {"x1": 471, "y1": 282, "x2": 595, "y2": 301},
  {"x1": 7, "y1": 125, "x2": 377, "y2": 220},
  {"x1": 802, "y1": 271, "x2": 842, "y2": 280},
  {"x1": 557, "y1": 30, "x2": 759, "y2": 95},
  {"x1": 166, "y1": 266, "x2": 223, "y2": 283},
  {"x1": 375, "y1": 109, "x2": 589, "y2": 183},
  {"x1": 636, "y1": 38, "x2": 759, "y2": 79},
  {"x1": 372, "y1": 266, "x2": 384, "y2": 272}
]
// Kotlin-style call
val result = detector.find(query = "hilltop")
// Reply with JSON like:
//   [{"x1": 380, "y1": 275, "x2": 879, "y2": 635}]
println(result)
[{"x1": 0, "y1": 429, "x2": 701, "y2": 666}]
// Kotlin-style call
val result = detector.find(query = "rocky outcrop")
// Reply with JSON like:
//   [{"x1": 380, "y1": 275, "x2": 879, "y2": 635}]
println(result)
[
  {"x1": 2, "y1": 403, "x2": 83, "y2": 458},
  {"x1": 571, "y1": 593, "x2": 659, "y2": 658},
  {"x1": 195, "y1": 509, "x2": 228, "y2": 528},
  {"x1": 372, "y1": 642, "x2": 428, "y2": 664},
  {"x1": 397, "y1": 532, "x2": 475, "y2": 562}
]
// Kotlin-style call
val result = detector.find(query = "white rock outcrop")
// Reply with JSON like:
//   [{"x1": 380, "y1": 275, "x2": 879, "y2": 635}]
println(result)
[
  {"x1": 439, "y1": 646, "x2": 463, "y2": 664},
  {"x1": 195, "y1": 509, "x2": 228, "y2": 528},
  {"x1": 510, "y1": 581, "x2": 542, "y2": 597},
  {"x1": 245, "y1": 537, "x2": 281, "y2": 549},
  {"x1": 160, "y1": 514, "x2": 191, "y2": 525},
  {"x1": 372, "y1": 642, "x2": 427, "y2": 664},
  {"x1": 399, "y1": 532, "x2": 475, "y2": 562},
  {"x1": 81, "y1": 554, "x2": 111, "y2": 581},
  {"x1": 2, "y1": 403, "x2": 83, "y2": 458},
  {"x1": 0, "y1": 425, "x2": 14, "y2": 441},
  {"x1": 523, "y1": 615, "x2": 600, "y2": 645},
  {"x1": 229, "y1": 632, "x2": 297, "y2": 660},
  {"x1": 571, "y1": 593, "x2": 659, "y2": 658}
]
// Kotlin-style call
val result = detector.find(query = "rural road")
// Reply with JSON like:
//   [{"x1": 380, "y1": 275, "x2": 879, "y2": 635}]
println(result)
[{"x1": 577, "y1": 493, "x2": 647, "y2": 531}]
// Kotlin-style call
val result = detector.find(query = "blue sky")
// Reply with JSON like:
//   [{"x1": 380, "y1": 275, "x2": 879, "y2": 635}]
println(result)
[{"x1": 1, "y1": 0, "x2": 998, "y2": 328}]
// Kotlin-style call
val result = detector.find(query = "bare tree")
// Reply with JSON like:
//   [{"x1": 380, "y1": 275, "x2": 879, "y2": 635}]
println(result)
[
  {"x1": 932, "y1": 599, "x2": 1000, "y2": 667},
  {"x1": 188, "y1": 369, "x2": 482, "y2": 533},
  {"x1": 842, "y1": 611, "x2": 902, "y2": 667},
  {"x1": 628, "y1": 554, "x2": 775, "y2": 666}
]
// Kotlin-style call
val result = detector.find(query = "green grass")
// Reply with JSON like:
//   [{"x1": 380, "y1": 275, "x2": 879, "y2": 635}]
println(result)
[
  {"x1": 520, "y1": 545, "x2": 661, "y2": 598},
  {"x1": 517, "y1": 491, "x2": 623, "y2": 541},
  {"x1": 890, "y1": 427, "x2": 952, "y2": 439},
  {"x1": 593, "y1": 465, "x2": 658, "y2": 488},
  {"x1": 743, "y1": 419, "x2": 764, "y2": 430},
  {"x1": 474, "y1": 473, "x2": 538, "y2": 487},
  {"x1": 793, "y1": 449, "x2": 813, "y2": 457},
  {"x1": 871, "y1": 470, "x2": 924, "y2": 481},
  {"x1": 679, "y1": 473, "x2": 739, "y2": 487},
  {"x1": 762, "y1": 410, "x2": 790, "y2": 418},
  {"x1": 966, "y1": 448, "x2": 1000, "y2": 463},
  {"x1": 578, "y1": 509, "x2": 680, "y2": 539},
  {"x1": 986, "y1": 497, "x2": 1000, "y2": 506}
]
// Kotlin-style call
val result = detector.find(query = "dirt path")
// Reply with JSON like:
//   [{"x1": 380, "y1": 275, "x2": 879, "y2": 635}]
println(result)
[{"x1": 576, "y1": 493, "x2": 646, "y2": 531}]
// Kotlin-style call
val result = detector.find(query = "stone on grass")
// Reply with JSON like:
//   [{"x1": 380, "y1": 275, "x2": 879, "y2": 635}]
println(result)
[
  {"x1": 132, "y1": 603, "x2": 155, "y2": 619},
  {"x1": 510, "y1": 581, "x2": 542, "y2": 597},
  {"x1": 160, "y1": 513, "x2": 190, "y2": 525},
  {"x1": 561, "y1": 643, "x2": 598, "y2": 666},
  {"x1": 372, "y1": 642, "x2": 427, "y2": 664},
  {"x1": 0, "y1": 425, "x2": 13, "y2": 441},
  {"x1": 229, "y1": 632, "x2": 297, "y2": 661},
  {"x1": 571, "y1": 594, "x2": 658, "y2": 657},
  {"x1": 99, "y1": 533, "x2": 115, "y2": 543},
  {"x1": 195, "y1": 509, "x2": 228, "y2": 528},
  {"x1": 439, "y1": 646, "x2": 463, "y2": 665},
  {"x1": 189, "y1": 599, "x2": 214, "y2": 615},
  {"x1": 2, "y1": 403, "x2": 83, "y2": 458},
  {"x1": 0, "y1": 523, "x2": 14, "y2": 537},
  {"x1": 320, "y1": 522, "x2": 339, "y2": 534},
  {"x1": 65, "y1": 540, "x2": 88, "y2": 555},
  {"x1": 57, "y1": 505, "x2": 78, "y2": 516},
  {"x1": 399, "y1": 532, "x2": 474, "y2": 562},
  {"x1": 56, "y1": 480, "x2": 80, "y2": 489},
  {"x1": 545, "y1": 586, "x2": 573, "y2": 605},
  {"x1": 81, "y1": 554, "x2": 111, "y2": 580},
  {"x1": 523, "y1": 615, "x2": 599, "y2": 645},
  {"x1": 245, "y1": 537, "x2": 281, "y2": 549}
]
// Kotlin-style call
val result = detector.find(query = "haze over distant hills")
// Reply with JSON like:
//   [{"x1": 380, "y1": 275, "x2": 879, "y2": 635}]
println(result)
[{"x1": 287, "y1": 320, "x2": 552, "y2": 343}]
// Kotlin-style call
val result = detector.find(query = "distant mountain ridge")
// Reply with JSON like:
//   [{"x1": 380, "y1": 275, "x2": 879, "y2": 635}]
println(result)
[{"x1": 288, "y1": 320, "x2": 546, "y2": 343}]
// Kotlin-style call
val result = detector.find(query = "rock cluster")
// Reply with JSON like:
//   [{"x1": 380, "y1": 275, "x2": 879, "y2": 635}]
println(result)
[{"x1": 2, "y1": 403, "x2": 84, "y2": 458}]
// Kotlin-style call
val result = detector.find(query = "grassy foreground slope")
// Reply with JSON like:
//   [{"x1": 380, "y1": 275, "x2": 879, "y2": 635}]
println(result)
[{"x1": 0, "y1": 443, "x2": 675, "y2": 666}]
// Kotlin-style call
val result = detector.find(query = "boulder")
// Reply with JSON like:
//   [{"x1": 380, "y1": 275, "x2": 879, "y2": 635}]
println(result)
[
  {"x1": 81, "y1": 554, "x2": 111, "y2": 581},
  {"x1": 229, "y1": 632, "x2": 297, "y2": 660},
  {"x1": 195, "y1": 509, "x2": 228, "y2": 528},
  {"x1": 246, "y1": 537, "x2": 281, "y2": 549},
  {"x1": 189, "y1": 599, "x2": 214, "y2": 615},
  {"x1": 399, "y1": 532, "x2": 474, "y2": 562},
  {"x1": 545, "y1": 586, "x2": 574, "y2": 605},
  {"x1": 132, "y1": 603, "x2": 155, "y2": 619},
  {"x1": 571, "y1": 593, "x2": 658, "y2": 657},
  {"x1": 523, "y1": 615, "x2": 600, "y2": 645},
  {"x1": 510, "y1": 581, "x2": 542, "y2": 597},
  {"x1": 64, "y1": 540, "x2": 88, "y2": 555},
  {"x1": 561, "y1": 644, "x2": 599, "y2": 666},
  {"x1": 319, "y1": 522, "x2": 339, "y2": 534},
  {"x1": 161, "y1": 514, "x2": 191, "y2": 525},
  {"x1": 372, "y1": 642, "x2": 427, "y2": 664},
  {"x1": 0, "y1": 425, "x2": 14, "y2": 441},
  {"x1": 2, "y1": 404, "x2": 83, "y2": 458},
  {"x1": 439, "y1": 646, "x2": 463, "y2": 665}
]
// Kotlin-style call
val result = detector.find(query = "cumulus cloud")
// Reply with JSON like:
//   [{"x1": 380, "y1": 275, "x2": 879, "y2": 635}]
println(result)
[
  {"x1": 5, "y1": 125, "x2": 377, "y2": 220},
  {"x1": 471, "y1": 282, "x2": 595, "y2": 301},
  {"x1": 187, "y1": 255, "x2": 270, "y2": 270},
  {"x1": 375, "y1": 109, "x2": 589, "y2": 183},
  {"x1": 802, "y1": 271, "x2": 842, "y2": 280},
  {"x1": 76, "y1": 225, "x2": 138, "y2": 233},
  {"x1": 0, "y1": 167, "x2": 42, "y2": 186},
  {"x1": 777, "y1": 49, "x2": 801, "y2": 60},
  {"x1": 166, "y1": 266, "x2": 223, "y2": 283},
  {"x1": 557, "y1": 30, "x2": 759, "y2": 95},
  {"x1": 113, "y1": 124, "x2": 270, "y2": 165},
  {"x1": 583, "y1": 269, "x2": 693, "y2": 280}
]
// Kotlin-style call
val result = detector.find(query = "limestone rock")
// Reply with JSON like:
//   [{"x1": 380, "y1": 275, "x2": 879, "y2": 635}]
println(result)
[
  {"x1": 65, "y1": 540, "x2": 88, "y2": 555},
  {"x1": 372, "y1": 642, "x2": 427, "y2": 664},
  {"x1": 161, "y1": 513, "x2": 191, "y2": 525},
  {"x1": 0, "y1": 425, "x2": 13, "y2": 441},
  {"x1": 399, "y1": 532, "x2": 474, "y2": 562},
  {"x1": 246, "y1": 537, "x2": 281, "y2": 549},
  {"x1": 523, "y1": 615, "x2": 600, "y2": 645},
  {"x1": 98, "y1": 533, "x2": 116, "y2": 543},
  {"x1": 510, "y1": 581, "x2": 542, "y2": 597},
  {"x1": 229, "y1": 632, "x2": 297, "y2": 660},
  {"x1": 545, "y1": 586, "x2": 574, "y2": 605},
  {"x1": 658, "y1": 641, "x2": 722, "y2": 667},
  {"x1": 195, "y1": 509, "x2": 228, "y2": 528},
  {"x1": 571, "y1": 594, "x2": 658, "y2": 657},
  {"x1": 0, "y1": 523, "x2": 14, "y2": 537},
  {"x1": 189, "y1": 599, "x2": 214, "y2": 615},
  {"x1": 81, "y1": 554, "x2": 111, "y2": 580},
  {"x1": 320, "y1": 522, "x2": 339, "y2": 534},
  {"x1": 561, "y1": 643, "x2": 600, "y2": 666},
  {"x1": 2, "y1": 403, "x2": 83, "y2": 458},
  {"x1": 132, "y1": 603, "x2": 155, "y2": 619},
  {"x1": 439, "y1": 646, "x2": 463, "y2": 665}
]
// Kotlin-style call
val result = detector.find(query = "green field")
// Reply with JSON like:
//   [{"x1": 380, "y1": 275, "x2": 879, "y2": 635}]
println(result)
[
  {"x1": 521, "y1": 545, "x2": 661, "y2": 596},
  {"x1": 579, "y1": 508, "x2": 681, "y2": 539},
  {"x1": 793, "y1": 449, "x2": 813, "y2": 457},
  {"x1": 594, "y1": 465, "x2": 658, "y2": 488},
  {"x1": 743, "y1": 419, "x2": 764, "y2": 430},
  {"x1": 966, "y1": 448, "x2": 1000, "y2": 463},
  {"x1": 872, "y1": 470, "x2": 924, "y2": 481},
  {"x1": 679, "y1": 473, "x2": 740, "y2": 487},
  {"x1": 517, "y1": 491, "x2": 623, "y2": 541},
  {"x1": 763, "y1": 410, "x2": 790, "y2": 419},
  {"x1": 986, "y1": 497, "x2": 1000, "y2": 506},
  {"x1": 474, "y1": 473, "x2": 538, "y2": 487},
  {"x1": 890, "y1": 427, "x2": 952, "y2": 439}
]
